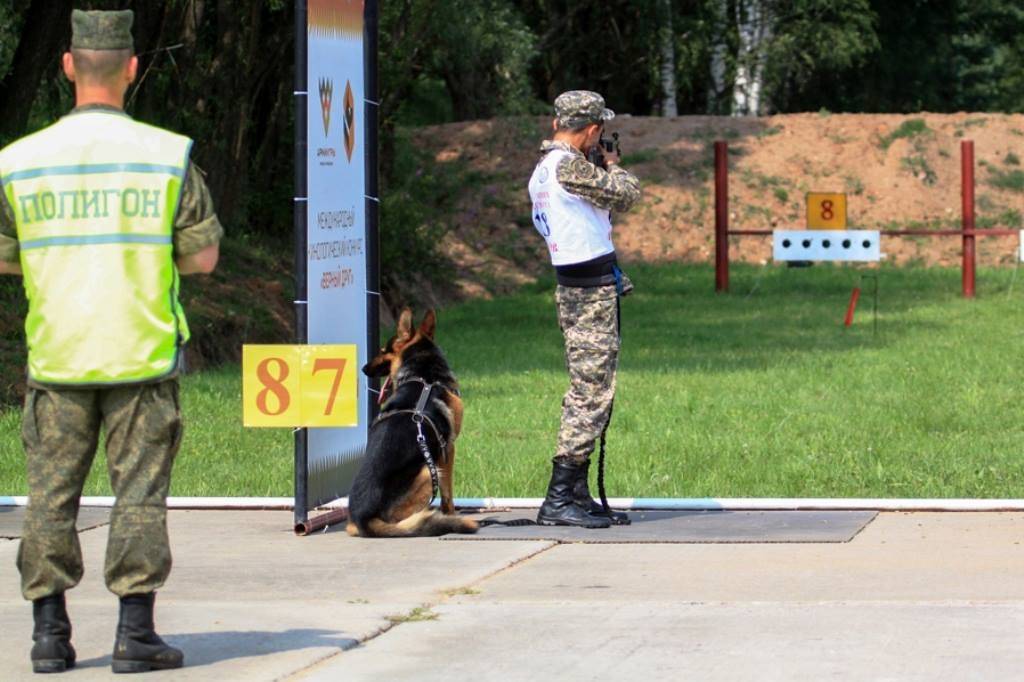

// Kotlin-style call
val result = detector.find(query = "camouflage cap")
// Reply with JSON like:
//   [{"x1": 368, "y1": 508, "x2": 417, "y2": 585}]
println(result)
[
  {"x1": 71, "y1": 9, "x2": 134, "y2": 51},
  {"x1": 554, "y1": 90, "x2": 615, "y2": 129}
]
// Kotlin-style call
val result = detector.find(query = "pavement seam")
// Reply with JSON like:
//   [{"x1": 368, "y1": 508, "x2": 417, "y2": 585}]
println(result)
[
  {"x1": 1, "y1": 522, "x2": 109, "y2": 542},
  {"x1": 280, "y1": 540, "x2": 560, "y2": 680}
]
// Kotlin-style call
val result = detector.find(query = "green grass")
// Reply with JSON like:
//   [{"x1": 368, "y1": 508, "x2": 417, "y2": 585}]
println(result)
[
  {"x1": 3, "y1": 264, "x2": 1024, "y2": 499},
  {"x1": 879, "y1": 118, "x2": 930, "y2": 150},
  {"x1": 988, "y1": 167, "x2": 1024, "y2": 192},
  {"x1": 0, "y1": 366, "x2": 292, "y2": 497}
]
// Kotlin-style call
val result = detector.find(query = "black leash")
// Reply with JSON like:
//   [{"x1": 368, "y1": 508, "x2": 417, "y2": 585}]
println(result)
[
  {"x1": 593, "y1": 283, "x2": 622, "y2": 520},
  {"x1": 597, "y1": 399, "x2": 614, "y2": 518},
  {"x1": 476, "y1": 518, "x2": 537, "y2": 527}
]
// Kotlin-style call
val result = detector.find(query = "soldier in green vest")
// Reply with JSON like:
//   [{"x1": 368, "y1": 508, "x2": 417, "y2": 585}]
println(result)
[{"x1": 0, "y1": 10, "x2": 222, "y2": 674}]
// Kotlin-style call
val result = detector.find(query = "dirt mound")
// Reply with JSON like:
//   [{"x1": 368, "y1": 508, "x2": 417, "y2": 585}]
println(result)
[{"x1": 425, "y1": 113, "x2": 1024, "y2": 297}]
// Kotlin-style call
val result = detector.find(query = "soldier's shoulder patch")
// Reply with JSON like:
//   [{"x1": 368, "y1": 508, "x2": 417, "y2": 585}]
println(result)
[{"x1": 559, "y1": 155, "x2": 597, "y2": 184}]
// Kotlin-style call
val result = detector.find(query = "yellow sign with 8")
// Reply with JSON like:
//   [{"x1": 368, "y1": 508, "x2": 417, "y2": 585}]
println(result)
[
  {"x1": 806, "y1": 192, "x2": 847, "y2": 229},
  {"x1": 242, "y1": 344, "x2": 359, "y2": 428}
]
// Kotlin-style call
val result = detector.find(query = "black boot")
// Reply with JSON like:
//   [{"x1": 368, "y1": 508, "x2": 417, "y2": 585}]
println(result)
[
  {"x1": 31, "y1": 593, "x2": 76, "y2": 673},
  {"x1": 537, "y1": 460, "x2": 611, "y2": 528},
  {"x1": 111, "y1": 593, "x2": 183, "y2": 674},
  {"x1": 573, "y1": 460, "x2": 631, "y2": 526}
]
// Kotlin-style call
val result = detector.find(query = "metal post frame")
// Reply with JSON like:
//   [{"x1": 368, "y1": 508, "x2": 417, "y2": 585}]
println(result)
[
  {"x1": 713, "y1": 137, "x2": 1016, "y2": 297},
  {"x1": 293, "y1": 0, "x2": 309, "y2": 529},
  {"x1": 962, "y1": 140, "x2": 976, "y2": 298},
  {"x1": 714, "y1": 141, "x2": 729, "y2": 292},
  {"x1": 294, "y1": 1, "x2": 380, "y2": 529},
  {"x1": 365, "y1": 0, "x2": 381, "y2": 426}
]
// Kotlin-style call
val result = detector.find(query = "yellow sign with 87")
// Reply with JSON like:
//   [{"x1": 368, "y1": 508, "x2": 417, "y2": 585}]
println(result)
[{"x1": 242, "y1": 344, "x2": 359, "y2": 428}]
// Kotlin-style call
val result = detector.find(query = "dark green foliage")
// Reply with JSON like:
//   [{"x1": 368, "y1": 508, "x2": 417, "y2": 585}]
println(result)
[
  {"x1": 790, "y1": 0, "x2": 1024, "y2": 113},
  {"x1": 1, "y1": 1, "x2": 294, "y2": 236},
  {"x1": 0, "y1": 276, "x2": 27, "y2": 407},
  {"x1": 377, "y1": 129, "x2": 458, "y2": 314}
]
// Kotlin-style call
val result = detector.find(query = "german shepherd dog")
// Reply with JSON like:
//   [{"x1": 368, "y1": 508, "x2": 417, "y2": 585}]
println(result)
[{"x1": 346, "y1": 308, "x2": 479, "y2": 537}]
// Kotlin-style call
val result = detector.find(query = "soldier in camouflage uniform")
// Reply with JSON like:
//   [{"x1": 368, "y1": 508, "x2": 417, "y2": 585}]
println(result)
[
  {"x1": 0, "y1": 10, "x2": 222, "y2": 674},
  {"x1": 527, "y1": 91, "x2": 641, "y2": 528}
]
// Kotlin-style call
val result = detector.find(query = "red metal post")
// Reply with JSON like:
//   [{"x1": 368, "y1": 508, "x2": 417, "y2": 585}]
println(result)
[
  {"x1": 844, "y1": 287, "x2": 862, "y2": 327},
  {"x1": 714, "y1": 141, "x2": 729, "y2": 292},
  {"x1": 962, "y1": 140, "x2": 976, "y2": 298}
]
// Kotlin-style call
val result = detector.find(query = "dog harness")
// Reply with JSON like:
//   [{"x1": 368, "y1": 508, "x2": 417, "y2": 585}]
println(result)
[{"x1": 372, "y1": 378, "x2": 454, "y2": 505}]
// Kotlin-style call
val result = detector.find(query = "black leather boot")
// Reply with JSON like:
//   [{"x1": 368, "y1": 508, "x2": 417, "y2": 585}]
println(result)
[
  {"x1": 111, "y1": 593, "x2": 183, "y2": 674},
  {"x1": 31, "y1": 593, "x2": 76, "y2": 673},
  {"x1": 537, "y1": 460, "x2": 611, "y2": 528},
  {"x1": 573, "y1": 460, "x2": 631, "y2": 525}
]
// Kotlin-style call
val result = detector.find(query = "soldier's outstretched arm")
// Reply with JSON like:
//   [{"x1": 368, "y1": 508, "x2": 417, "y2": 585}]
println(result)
[{"x1": 556, "y1": 156, "x2": 642, "y2": 213}]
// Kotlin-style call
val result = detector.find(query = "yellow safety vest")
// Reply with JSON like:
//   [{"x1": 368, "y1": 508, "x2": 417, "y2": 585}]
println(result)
[{"x1": 0, "y1": 108, "x2": 192, "y2": 386}]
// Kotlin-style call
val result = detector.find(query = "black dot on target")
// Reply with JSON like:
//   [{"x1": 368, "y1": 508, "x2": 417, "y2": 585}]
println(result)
[
  {"x1": 802, "y1": 239, "x2": 811, "y2": 248},
  {"x1": 782, "y1": 239, "x2": 791, "y2": 248},
  {"x1": 823, "y1": 240, "x2": 831, "y2": 248},
  {"x1": 863, "y1": 240, "x2": 872, "y2": 248},
  {"x1": 842, "y1": 239, "x2": 851, "y2": 248}
]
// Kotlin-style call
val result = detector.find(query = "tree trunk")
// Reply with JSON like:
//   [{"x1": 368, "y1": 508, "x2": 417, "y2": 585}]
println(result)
[
  {"x1": 707, "y1": 0, "x2": 729, "y2": 114},
  {"x1": 0, "y1": 0, "x2": 73, "y2": 140},
  {"x1": 442, "y1": 69, "x2": 486, "y2": 122},
  {"x1": 658, "y1": 0, "x2": 677, "y2": 117},
  {"x1": 732, "y1": 0, "x2": 772, "y2": 116}
]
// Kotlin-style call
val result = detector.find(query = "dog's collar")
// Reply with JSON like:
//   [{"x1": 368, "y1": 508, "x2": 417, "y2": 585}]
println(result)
[
  {"x1": 379, "y1": 375, "x2": 460, "y2": 406},
  {"x1": 404, "y1": 375, "x2": 460, "y2": 398}
]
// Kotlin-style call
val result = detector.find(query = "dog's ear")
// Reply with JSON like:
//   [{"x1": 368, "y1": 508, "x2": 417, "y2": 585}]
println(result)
[
  {"x1": 396, "y1": 307, "x2": 414, "y2": 342},
  {"x1": 418, "y1": 309, "x2": 436, "y2": 340}
]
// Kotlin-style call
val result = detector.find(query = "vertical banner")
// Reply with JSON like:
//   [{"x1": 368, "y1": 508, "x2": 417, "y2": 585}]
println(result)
[{"x1": 295, "y1": 0, "x2": 379, "y2": 523}]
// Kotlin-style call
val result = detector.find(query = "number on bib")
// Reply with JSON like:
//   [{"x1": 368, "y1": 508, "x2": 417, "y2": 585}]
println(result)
[{"x1": 533, "y1": 210, "x2": 551, "y2": 237}]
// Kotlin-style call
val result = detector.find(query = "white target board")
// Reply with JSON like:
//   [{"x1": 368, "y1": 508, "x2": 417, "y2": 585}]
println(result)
[{"x1": 773, "y1": 230, "x2": 880, "y2": 262}]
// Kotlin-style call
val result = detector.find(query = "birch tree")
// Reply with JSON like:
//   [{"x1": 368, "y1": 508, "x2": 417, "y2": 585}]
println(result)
[
  {"x1": 732, "y1": 0, "x2": 773, "y2": 116},
  {"x1": 658, "y1": 0, "x2": 678, "y2": 116}
]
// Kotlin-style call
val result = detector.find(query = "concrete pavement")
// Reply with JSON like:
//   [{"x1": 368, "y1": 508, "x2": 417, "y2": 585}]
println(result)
[{"x1": 1, "y1": 510, "x2": 1022, "y2": 680}]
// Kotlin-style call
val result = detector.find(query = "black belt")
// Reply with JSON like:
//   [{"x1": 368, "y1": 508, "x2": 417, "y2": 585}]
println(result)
[
  {"x1": 556, "y1": 272, "x2": 618, "y2": 287},
  {"x1": 555, "y1": 253, "x2": 618, "y2": 288}
]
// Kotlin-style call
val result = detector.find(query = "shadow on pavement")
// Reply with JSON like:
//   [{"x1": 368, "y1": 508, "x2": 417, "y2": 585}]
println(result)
[{"x1": 75, "y1": 628, "x2": 359, "y2": 669}]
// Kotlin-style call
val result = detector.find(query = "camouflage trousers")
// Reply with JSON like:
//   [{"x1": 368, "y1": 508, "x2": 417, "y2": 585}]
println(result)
[
  {"x1": 554, "y1": 284, "x2": 620, "y2": 464},
  {"x1": 18, "y1": 380, "x2": 182, "y2": 601}
]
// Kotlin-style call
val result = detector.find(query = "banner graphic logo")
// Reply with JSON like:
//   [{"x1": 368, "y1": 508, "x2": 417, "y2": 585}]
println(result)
[
  {"x1": 344, "y1": 80, "x2": 356, "y2": 162},
  {"x1": 319, "y1": 78, "x2": 334, "y2": 136}
]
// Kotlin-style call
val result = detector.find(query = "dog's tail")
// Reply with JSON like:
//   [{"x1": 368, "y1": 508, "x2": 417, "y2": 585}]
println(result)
[{"x1": 347, "y1": 509, "x2": 479, "y2": 538}]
